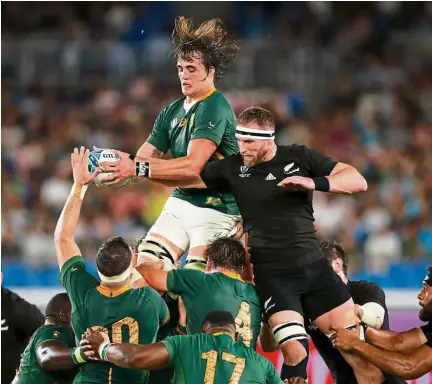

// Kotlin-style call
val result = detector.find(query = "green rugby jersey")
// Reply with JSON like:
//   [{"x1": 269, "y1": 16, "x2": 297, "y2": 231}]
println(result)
[
  {"x1": 162, "y1": 333, "x2": 282, "y2": 384},
  {"x1": 61, "y1": 256, "x2": 169, "y2": 384},
  {"x1": 147, "y1": 88, "x2": 240, "y2": 215},
  {"x1": 167, "y1": 269, "x2": 261, "y2": 349},
  {"x1": 16, "y1": 323, "x2": 76, "y2": 384}
]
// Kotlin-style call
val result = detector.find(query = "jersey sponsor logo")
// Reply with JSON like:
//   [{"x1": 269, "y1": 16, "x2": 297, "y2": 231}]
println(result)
[
  {"x1": 1, "y1": 318, "x2": 8, "y2": 331},
  {"x1": 284, "y1": 162, "x2": 300, "y2": 175},
  {"x1": 208, "y1": 121, "x2": 215, "y2": 129},
  {"x1": 239, "y1": 165, "x2": 251, "y2": 178},
  {"x1": 264, "y1": 296, "x2": 276, "y2": 313},
  {"x1": 71, "y1": 268, "x2": 78, "y2": 272},
  {"x1": 179, "y1": 118, "x2": 187, "y2": 128},
  {"x1": 265, "y1": 173, "x2": 276, "y2": 181}
]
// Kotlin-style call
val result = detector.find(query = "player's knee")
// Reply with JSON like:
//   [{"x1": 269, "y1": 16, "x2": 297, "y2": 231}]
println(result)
[
  {"x1": 184, "y1": 255, "x2": 207, "y2": 271},
  {"x1": 280, "y1": 339, "x2": 309, "y2": 380},
  {"x1": 273, "y1": 322, "x2": 309, "y2": 365},
  {"x1": 138, "y1": 238, "x2": 177, "y2": 271}
]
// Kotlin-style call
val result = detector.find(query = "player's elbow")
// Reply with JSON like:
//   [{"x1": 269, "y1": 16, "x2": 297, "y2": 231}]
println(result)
[
  {"x1": 398, "y1": 361, "x2": 424, "y2": 380},
  {"x1": 357, "y1": 175, "x2": 368, "y2": 192}
]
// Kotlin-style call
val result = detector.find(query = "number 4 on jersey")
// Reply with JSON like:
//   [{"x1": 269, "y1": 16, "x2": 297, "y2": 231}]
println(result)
[{"x1": 235, "y1": 302, "x2": 253, "y2": 347}]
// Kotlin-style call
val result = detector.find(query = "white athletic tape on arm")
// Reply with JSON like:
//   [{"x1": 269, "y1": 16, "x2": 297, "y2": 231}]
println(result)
[{"x1": 360, "y1": 302, "x2": 385, "y2": 326}]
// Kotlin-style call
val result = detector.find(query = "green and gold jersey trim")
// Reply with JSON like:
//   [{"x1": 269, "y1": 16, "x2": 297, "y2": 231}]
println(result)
[
  {"x1": 220, "y1": 271, "x2": 244, "y2": 282},
  {"x1": 96, "y1": 285, "x2": 131, "y2": 298},
  {"x1": 194, "y1": 87, "x2": 217, "y2": 102},
  {"x1": 211, "y1": 332, "x2": 235, "y2": 340}
]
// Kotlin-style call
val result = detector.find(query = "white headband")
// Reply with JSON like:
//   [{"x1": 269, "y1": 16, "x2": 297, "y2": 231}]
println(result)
[
  {"x1": 235, "y1": 126, "x2": 275, "y2": 140},
  {"x1": 98, "y1": 264, "x2": 133, "y2": 283}
]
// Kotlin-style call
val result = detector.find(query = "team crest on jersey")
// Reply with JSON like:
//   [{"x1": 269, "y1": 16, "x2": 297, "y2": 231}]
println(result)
[
  {"x1": 284, "y1": 162, "x2": 300, "y2": 175},
  {"x1": 205, "y1": 197, "x2": 222, "y2": 206},
  {"x1": 171, "y1": 118, "x2": 178, "y2": 128},
  {"x1": 239, "y1": 165, "x2": 250, "y2": 178},
  {"x1": 179, "y1": 118, "x2": 187, "y2": 128}
]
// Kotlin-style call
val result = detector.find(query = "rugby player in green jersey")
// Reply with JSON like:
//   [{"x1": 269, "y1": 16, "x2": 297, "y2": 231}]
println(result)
[
  {"x1": 99, "y1": 16, "x2": 242, "y2": 272},
  {"x1": 82, "y1": 311, "x2": 283, "y2": 384},
  {"x1": 54, "y1": 147, "x2": 169, "y2": 383},
  {"x1": 135, "y1": 237, "x2": 261, "y2": 349},
  {"x1": 14, "y1": 293, "x2": 79, "y2": 384}
]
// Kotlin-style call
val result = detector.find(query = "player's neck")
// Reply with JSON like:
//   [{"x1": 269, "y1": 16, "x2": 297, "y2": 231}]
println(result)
[
  {"x1": 262, "y1": 143, "x2": 278, "y2": 163},
  {"x1": 339, "y1": 273, "x2": 348, "y2": 285},
  {"x1": 186, "y1": 85, "x2": 216, "y2": 103},
  {"x1": 213, "y1": 268, "x2": 243, "y2": 281}
]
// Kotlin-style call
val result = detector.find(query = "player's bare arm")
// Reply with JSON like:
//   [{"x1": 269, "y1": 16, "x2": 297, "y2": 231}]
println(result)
[
  {"x1": 100, "y1": 138, "x2": 217, "y2": 185},
  {"x1": 364, "y1": 326, "x2": 427, "y2": 353},
  {"x1": 332, "y1": 325, "x2": 432, "y2": 380},
  {"x1": 278, "y1": 162, "x2": 368, "y2": 195},
  {"x1": 135, "y1": 264, "x2": 169, "y2": 292},
  {"x1": 136, "y1": 142, "x2": 166, "y2": 160},
  {"x1": 81, "y1": 329, "x2": 169, "y2": 370},
  {"x1": 36, "y1": 341, "x2": 77, "y2": 371},
  {"x1": 54, "y1": 147, "x2": 100, "y2": 270}
]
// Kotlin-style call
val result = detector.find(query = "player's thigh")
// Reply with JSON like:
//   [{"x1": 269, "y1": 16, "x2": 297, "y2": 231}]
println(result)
[
  {"x1": 253, "y1": 268, "x2": 304, "y2": 324},
  {"x1": 187, "y1": 207, "x2": 241, "y2": 252},
  {"x1": 302, "y1": 258, "x2": 354, "y2": 332},
  {"x1": 146, "y1": 198, "x2": 190, "y2": 256}
]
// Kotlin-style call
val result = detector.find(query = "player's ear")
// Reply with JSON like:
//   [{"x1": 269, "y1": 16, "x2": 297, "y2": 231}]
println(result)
[{"x1": 59, "y1": 311, "x2": 70, "y2": 325}]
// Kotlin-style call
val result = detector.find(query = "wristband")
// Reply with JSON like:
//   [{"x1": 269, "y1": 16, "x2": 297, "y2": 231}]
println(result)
[
  {"x1": 71, "y1": 347, "x2": 87, "y2": 365},
  {"x1": 176, "y1": 322, "x2": 187, "y2": 335},
  {"x1": 99, "y1": 342, "x2": 112, "y2": 361},
  {"x1": 313, "y1": 177, "x2": 330, "y2": 192},
  {"x1": 129, "y1": 154, "x2": 136, "y2": 161},
  {"x1": 135, "y1": 162, "x2": 151, "y2": 178}
]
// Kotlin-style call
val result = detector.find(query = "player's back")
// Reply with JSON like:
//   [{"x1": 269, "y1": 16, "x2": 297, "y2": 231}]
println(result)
[
  {"x1": 167, "y1": 269, "x2": 261, "y2": 348},
  {"x1": 17, "y1": 324, "x2": 76, "y2": 384},
  {"x1": 61, "y1": 256, "x2": 169, "y2": 384},
  {"x1": 76, "y1": 287, "x2": 168, "y2": 384},
  {"x1": 162, "y1": 333, "x2": 282, "y2": 384}
]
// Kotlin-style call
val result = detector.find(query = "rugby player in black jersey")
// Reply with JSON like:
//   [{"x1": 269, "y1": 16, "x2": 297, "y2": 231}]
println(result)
[
  {"x1": 332, "y1": 265, "x2": 432, "y2": 380},
  {"x1": 307, "y1": 242, "x2": 405, "y2": 384},
  {"x1": 131, "y1": 106, "x2": 382, "y2": 383}
]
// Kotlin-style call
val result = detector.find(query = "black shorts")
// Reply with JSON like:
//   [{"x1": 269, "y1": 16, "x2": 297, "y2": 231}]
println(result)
[{"x1": 254, "y1": 257, "x2": 351, "y2": 321}]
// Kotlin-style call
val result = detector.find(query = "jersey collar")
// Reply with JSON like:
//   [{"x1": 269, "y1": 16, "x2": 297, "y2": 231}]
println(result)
[
  {"x1": 220, "y1": 271, "x2": 244, "y2": 282},
  {"x1": 212, "y1": 332, "x2": 235, "y2": 340},
  {"x1": 97, "y1": 284, "x2": 131, "y2": 298}
]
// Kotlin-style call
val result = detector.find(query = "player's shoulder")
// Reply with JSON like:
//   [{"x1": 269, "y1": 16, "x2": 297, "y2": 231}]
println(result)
[
  {"x1": 161, "y1": 97, "x2": 185, "y2": 115},
  {"x1": 349, "y1": 280, "x2": 385, "y2": 295},
  {"x1": 277, "y1": 144, "x2": 310, "y2": 159},
  {"x1": 199, "y1": 91, "x2": 234, "y2": 113},
  {"x1": 134, "y1": 286, "x2": 164, "y2": 303}
]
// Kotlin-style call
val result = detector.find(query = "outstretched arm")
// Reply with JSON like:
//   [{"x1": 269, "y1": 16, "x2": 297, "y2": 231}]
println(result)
[
  {"x1": 54, "y1": 147, "x2": 99, "y2": 270},
  {"x1": 365, "y1": 326, "x2": 427, "y2": 353},
  {"x1": 81, "y1": 329, "x2": 169, "y2": 370},
  {"x1": 135, "y1": 265, "x2": 169, "y2": 292},
  {"x1": 349, "y1": 341, "x2": 432, "y2": 380}
]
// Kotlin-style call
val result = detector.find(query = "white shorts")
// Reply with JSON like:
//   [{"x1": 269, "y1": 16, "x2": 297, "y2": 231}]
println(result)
[{"x1": 147, "y1": 197, "x2": 241, "y2": 251}]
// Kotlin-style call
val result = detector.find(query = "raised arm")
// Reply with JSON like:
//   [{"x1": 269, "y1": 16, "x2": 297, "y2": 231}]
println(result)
[{"x1": 54, "y1": 147, "x2": 99, "y2": 270}]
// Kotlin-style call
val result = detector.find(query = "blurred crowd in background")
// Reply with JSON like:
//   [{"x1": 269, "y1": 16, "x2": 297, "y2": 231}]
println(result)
[{"x1": 2, "y1": 2, "x2": 432, "y2": 286}]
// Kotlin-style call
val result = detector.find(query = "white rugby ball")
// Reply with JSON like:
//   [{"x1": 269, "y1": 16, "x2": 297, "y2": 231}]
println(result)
[{"x1": 88, "y1": 149, "x2": 132, "y2": 189}]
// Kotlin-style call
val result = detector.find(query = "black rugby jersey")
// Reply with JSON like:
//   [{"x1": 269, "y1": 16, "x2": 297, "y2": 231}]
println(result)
[
  {"x1": 1, "y1": 287, "x2": 44, "y2": 383},
  {"x1": 200, "y1": 144, "x2": 336, "y2": 270},
  {"x1": 306, "y1": 280, "x2": 406, "y2": 384}
]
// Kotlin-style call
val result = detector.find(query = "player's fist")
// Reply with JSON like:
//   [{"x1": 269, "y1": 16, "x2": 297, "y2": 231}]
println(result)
[
  {"x1": 330, "y1": 324, "x2": 361, "y2": 351},
  {"x1": 278, "y1": 176, "x2": 315, "y2": 191},
  {"x1": 81, "y1": 328, "x2": 110, "y2": 358}
]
